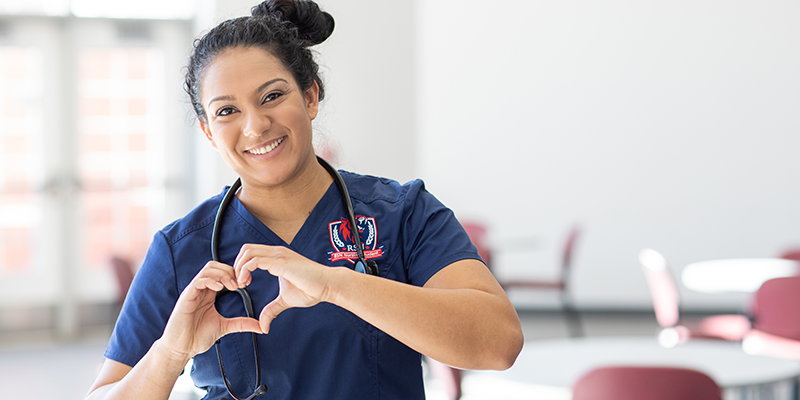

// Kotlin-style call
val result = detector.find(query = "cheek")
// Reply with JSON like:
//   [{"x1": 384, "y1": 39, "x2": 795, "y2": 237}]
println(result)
[{"x1": 290, "y1": 112, "x2": 314, "y2": 140}]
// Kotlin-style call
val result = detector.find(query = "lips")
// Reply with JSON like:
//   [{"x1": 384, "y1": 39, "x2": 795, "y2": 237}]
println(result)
[{"x1": 247, "y1": 137, "x2": 284, "y2": 155}]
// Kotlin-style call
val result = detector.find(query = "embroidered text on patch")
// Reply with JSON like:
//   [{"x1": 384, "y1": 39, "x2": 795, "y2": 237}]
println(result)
[{"x1": 328, "y1": 215, "x2": 383, "y2": 264}]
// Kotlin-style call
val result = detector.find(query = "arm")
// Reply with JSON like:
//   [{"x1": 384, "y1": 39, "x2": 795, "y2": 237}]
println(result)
[
  {"x1": 86, "y1": 344, "x2": 185, "y2": 400},
  {"x1": 235, "y1": 245, "x2": 523, "y2": 371},
  {"x1": 329, "y1": 258, "x2": 523, "y2": 370},
  {"x1": 86, "y1": 262, "x2": 263, "y2": 400}
]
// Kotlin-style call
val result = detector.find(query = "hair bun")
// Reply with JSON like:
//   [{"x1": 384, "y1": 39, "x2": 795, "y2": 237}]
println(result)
[{"x1": 251, "y1": 0, "x2": 334, "y2": 46}]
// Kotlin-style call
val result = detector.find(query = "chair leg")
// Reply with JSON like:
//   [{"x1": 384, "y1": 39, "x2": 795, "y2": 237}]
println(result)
[
  {"x1": 562, "y1": 291, "x2": 584, "y2": 338},
  {"x1": 427, "y1": 357, "x2": 462, "y2": 400}
]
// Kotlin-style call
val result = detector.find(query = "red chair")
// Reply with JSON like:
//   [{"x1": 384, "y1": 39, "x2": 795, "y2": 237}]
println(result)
[
  {"x1": 501, "y1": 226, "x2": 583, "y2": 337},
  {"x1": 462, "y1": 223, "x2": 583, "y2": 337},
  {"x1": 638, "y1": 248, "x2": 751, "y2": 347},
  {"x1": 110, "y1": 256, "x2": 135, "y2": 309},
  {"x1": 742, "y1": 276, "x2": 800, "y2": 359},
  {"x1": 426, "y1": 358, "x2": 462, "y2": 400},
  {"x1": 779, "y1": 248, "x2": 800, "y2": 262},
  {"x1": 461, "y1": 221, "x2": 491, "y2": 269},
  {"x1": 572, "y1": 366, "x2": 722, "y2": 400}
]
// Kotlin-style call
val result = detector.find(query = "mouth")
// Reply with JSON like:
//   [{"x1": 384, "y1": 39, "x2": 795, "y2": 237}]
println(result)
[{"x1": 246, "y1": 137, "x2": 285, "y2": 155}]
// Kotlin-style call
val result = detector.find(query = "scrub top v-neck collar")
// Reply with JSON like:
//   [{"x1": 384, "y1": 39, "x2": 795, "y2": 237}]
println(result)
[{"x1": 228, "y1": 180, "x2": 340, "y2": 253}]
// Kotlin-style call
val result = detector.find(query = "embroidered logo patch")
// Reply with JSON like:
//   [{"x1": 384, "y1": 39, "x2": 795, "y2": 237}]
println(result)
[{"x1": 328, "y1": 215, "x2": 383, "y2": 264}]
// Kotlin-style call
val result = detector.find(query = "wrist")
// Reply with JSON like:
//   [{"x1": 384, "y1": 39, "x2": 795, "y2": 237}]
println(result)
[
  {"x1": 322, "y1": 266, "x2": 352, "y2": 306},
  {"x1": 152, "y1": 338, "x2": 193, "y2": 369}
]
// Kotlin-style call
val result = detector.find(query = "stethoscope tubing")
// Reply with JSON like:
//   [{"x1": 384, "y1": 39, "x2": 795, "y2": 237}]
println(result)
[{"x1": 209, "y1": 156, "x2": 377, "y2": 399}]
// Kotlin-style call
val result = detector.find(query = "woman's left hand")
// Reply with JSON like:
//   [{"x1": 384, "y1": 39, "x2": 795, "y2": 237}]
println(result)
[{"x1": 232, "y1": 244, "x2": 332, "y2": 333}]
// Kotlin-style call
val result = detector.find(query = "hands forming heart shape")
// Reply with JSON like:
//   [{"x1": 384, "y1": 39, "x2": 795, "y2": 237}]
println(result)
[{"x1": 162, "y1": 243, "x2": 334, "y2": 360}]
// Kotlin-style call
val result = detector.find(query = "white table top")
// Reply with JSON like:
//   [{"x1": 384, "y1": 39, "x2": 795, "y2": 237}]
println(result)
[
  {"x1": 478, "y1": 337, "x2": 800, "y2": 389},
  {"x1": 681, "y1": 258, "x2": 799, "y2": 293}
]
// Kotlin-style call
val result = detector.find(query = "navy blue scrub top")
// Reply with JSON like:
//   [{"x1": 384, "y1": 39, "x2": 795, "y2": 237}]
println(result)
[{"x1": 105, "y1": 171, "x2": 482, "y2": 400}]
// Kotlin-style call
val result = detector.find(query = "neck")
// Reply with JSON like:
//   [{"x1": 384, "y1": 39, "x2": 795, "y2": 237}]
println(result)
[{"x1": 237, "y1": 156, "x2": 333, "y2": 242}]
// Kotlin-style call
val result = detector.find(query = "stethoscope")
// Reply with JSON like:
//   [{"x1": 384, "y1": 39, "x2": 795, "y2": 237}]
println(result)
[{"x1": 210, "y1": 156, "x2": 379, "y2": 400}]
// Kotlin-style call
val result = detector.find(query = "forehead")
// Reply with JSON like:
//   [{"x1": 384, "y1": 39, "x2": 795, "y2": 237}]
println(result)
[{"x1": 200, "y1": 46, "x2": 296, "y2": 102}]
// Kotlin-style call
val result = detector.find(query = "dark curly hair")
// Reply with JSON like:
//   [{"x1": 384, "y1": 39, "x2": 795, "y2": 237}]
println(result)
[{"x1": 184, "y1": 0, "x2": 334, "y2": 122}]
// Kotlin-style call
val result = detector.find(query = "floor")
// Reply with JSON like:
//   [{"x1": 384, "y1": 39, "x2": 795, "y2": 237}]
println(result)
[{"x1": 0, "y1": 310, "x2": 663, "y2": 400}]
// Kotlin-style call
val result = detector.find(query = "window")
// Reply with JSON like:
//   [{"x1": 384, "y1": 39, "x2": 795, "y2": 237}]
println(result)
[
  {"x1": 78, "y1": 48, "x2": 165, "y2": 269},
  {"x1": 0, "y1": 16, "x2": 191, "y2": 336},
  {"x1": 0, "y1": 46, "x2": 44, "y2": 274}
]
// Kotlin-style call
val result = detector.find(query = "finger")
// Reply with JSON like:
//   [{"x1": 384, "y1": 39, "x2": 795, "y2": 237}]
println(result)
[
  {"x1": 198, "y1": 261, "x2": 239, "y2": 291},
  {"x1": 185, "y1": 268, "x2": 238, "y2": 298},
  {"x1": 220, "y1": 316, "x2": 265, "y2": 336},
  {"x1": 259, "y1": 296, "x2": 290, "y2": 334},
  {"x1": 193, "y1": 277, "x2": 225, "y2": 292},
  {"x1": 233, "y1": 244, "x2": 249, "y2": 275},
  {"x1": 236, "y1": 252, "x2": 274, "y2": 288},
  {"x1": 234, "y1": 244, "x2": 259, "y2": 287},
  {"x1": 174, "y1": 277, "x2": 224, "y2": 314}
]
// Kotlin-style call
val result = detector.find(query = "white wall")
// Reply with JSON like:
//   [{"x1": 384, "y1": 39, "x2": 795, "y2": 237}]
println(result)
[
  {"x1": 416, "y1": 0, "x2": 800, "y2": 310},
  {"x1": 204, "y1": 1, "x2": 800, "y2": 311},
  {"x1": 196, "y1": 0, "x2": 418, "y2": 202}
]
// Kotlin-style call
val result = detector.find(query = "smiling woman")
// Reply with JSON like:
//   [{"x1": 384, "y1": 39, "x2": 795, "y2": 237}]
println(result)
[
  {"x1": 198, "y1": 48, "x2": 321, "y2": 198},
  {"x1": 85, "y1": 1, "x2": 523, "y2": 400}
]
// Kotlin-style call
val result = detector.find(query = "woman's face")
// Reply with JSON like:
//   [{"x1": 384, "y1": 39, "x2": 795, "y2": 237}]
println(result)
[{"x1": 199, "y1": 46, "x2": 319, "y2": 189}]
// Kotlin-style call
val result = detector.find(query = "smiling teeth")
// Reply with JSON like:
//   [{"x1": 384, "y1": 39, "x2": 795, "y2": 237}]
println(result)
[{"x1": 249, "y1": 137, "x2": 284, "y2": 155}]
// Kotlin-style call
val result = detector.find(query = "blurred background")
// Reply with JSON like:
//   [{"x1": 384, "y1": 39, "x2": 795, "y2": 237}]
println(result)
[{"x1": 0, "y1": 0, "x2": 798, "y2": 398}]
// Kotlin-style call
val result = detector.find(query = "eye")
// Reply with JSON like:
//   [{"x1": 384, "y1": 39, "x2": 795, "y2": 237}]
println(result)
[
  {"x1": 262, "y1": 91, "x2": 284, "y2": 104},
  {"x1": 216, "y1": 106, "x2": 236, "y2": 117}
]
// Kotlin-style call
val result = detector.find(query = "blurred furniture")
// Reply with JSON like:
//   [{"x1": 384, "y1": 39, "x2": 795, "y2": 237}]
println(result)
[
  {"x1": 681, "y1": 258, "x2": 799, "y2": 293},
  {"x1": 638, "y1": 249, "x2": 751, "y2": 346},
  {"x1": 429, "y1": 222, "x2": 490, "y2": 400},
  {"x1": 450, "y1": 223, "x2": 582, "y2": 399},
  {"x1": 779, "y1": 248, "x2": 800, "y2": 262},
  {"x1": 461, "y1": 221, "x2": 491, "y2": 269},
  {"x1": 572, "y1": 366, "x2": 721, "y2": 400},
  {"x1": 466, "y1": 223, "x2": 582, "y2": 337},
  {"x1": 742, "y1": 276, "x2": 800, "y2": 361},
  {"x1": 475, "y1": 337, "x2": 800, "y2": 400},
  {"x1": 110, "y1": 256, "x2": 135, "y2": 310},
  {"x1": 426, "y1": 358, "x2": 462, "y2": 400}
]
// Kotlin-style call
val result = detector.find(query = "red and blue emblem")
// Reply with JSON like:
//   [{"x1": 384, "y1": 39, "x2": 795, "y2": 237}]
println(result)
[{"x1": 328, "y1": 215, "x2": 383, "y2": 264}]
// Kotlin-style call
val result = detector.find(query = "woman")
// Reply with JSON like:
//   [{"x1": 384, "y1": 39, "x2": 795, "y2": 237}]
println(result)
[{"x1": 87, "y1": 1, "x2": 523, "y2": 399}]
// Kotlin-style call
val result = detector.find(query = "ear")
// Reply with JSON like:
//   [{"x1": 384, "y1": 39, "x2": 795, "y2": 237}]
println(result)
[
  {"x1": 199, "y1": 119, "x2": 218, "y2": 150},
  {"x1": 304, "y1": 81, "x2": 320, "y2": 121}
]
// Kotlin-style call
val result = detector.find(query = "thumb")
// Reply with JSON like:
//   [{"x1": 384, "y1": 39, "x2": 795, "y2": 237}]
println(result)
[
  {"x1": 220, "y1": 316, "x2": 264, "y2": 336},
  {"x1": 259, "y1": 296, "x2": 290, "y2": 333}
]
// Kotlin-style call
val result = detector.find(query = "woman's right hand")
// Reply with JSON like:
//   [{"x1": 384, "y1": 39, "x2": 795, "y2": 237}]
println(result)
[{"x1": 159, "y1": 261, "x2": 264, "y2": 362}]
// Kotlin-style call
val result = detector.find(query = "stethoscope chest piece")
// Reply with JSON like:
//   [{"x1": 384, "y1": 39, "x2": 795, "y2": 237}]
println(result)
[{"x1": 355, "y1": 260, "x2": 379, "y2": 276}]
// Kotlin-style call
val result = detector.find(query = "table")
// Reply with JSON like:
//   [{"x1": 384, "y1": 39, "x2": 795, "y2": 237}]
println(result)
[
  {"x1": 475, "y1": 337, "x2": 800, "y2": 400},
  {"x1": 681, "y1": 258, "x2": 799, "y2": 293}
]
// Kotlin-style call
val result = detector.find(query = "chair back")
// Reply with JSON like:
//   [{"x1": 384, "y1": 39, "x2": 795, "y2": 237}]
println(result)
[
  {"x1": 638, "y1": 248, "x2": 680, "y2": 328},
  {"x1": 779, "y1": 249, "x2": 800, "y2": 262},
  {"x1": 572, "y1": 366, "x2": 721, "y2": 400},
  {"x1": 462, "y1": 221, "x2": 491, "y2": 269},
  {"x1": 560, "y1": 226, "x2": 580, "y2": 281},
  {"x1": 752, "y1": 276, "x2": 800, "y2": 341},
  {"x1": 110, "y1": 256, "x2": 135, "y2": 306}
]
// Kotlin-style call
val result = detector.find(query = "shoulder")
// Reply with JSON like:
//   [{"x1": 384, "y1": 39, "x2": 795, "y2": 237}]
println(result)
[
  {"x1": 338, "y1": 170, "x2": 427, "y2": 205},
  {"x1": 158, "y1": 188, "x2": 226, "y2": 245}
]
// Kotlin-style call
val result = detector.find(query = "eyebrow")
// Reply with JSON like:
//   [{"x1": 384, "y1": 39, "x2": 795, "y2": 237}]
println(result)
[{"x1": 206, "y1": 78, "x2": 289, "y2": 108}]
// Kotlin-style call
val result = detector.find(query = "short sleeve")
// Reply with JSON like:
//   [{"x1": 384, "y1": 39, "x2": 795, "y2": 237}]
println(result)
[
  {"x1": 401, "y1": 181, "x2": 482, "y2": 286},
  {"x1": 104, "y1": 231, "x2": 180, "y2": 367}
]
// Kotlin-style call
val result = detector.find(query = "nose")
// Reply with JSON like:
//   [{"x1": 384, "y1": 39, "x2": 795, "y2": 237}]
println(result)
[{"x1": 243, "y1": 109, "x2": 271, "y2": 137}]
